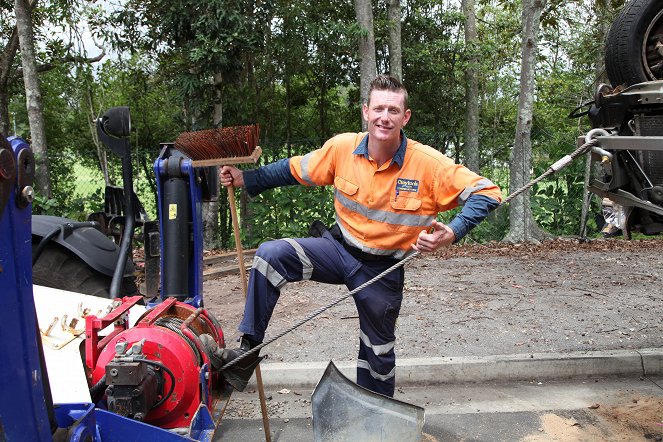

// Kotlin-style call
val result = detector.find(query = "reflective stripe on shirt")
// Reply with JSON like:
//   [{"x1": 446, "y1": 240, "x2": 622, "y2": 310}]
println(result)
[
  {"x1": 299, "y1": 152, "x2": 317, "y2": 186},
  {"x1": 458, "y1": 178, "x2": 497, "y2": 205},
  {"x1": 334, "y1": 188, "x2": 435, "y2": 228}
]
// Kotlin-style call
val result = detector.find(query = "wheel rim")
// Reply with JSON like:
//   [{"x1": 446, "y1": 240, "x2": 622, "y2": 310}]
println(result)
[{"x1": 642, "y1": 8, "x2": 663, "y2": 81}]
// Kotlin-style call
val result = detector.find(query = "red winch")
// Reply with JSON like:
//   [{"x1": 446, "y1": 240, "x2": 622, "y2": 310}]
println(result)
[{"x1": 85, "y1": 296, "x2": 226, "y2": 428}]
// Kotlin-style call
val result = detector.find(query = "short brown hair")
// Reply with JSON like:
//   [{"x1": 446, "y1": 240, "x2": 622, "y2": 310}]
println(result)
[{"x1": 368, "y1": 75, "x2": 409, "y2": 109}]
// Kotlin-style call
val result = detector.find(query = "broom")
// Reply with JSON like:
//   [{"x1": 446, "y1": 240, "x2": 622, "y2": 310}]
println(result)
[
  {"x1": 172, "y1": 123, "x2": 261, "y2": 293},
  {"x1": 173, "y1": 124, "x2": 271, "y2": 441},
  {"x1": 174, "y1": 124, "x2": 261, "y2": 167},
  {"x1": 172, "y1": 124, "x2": 261, "y2": 292}
]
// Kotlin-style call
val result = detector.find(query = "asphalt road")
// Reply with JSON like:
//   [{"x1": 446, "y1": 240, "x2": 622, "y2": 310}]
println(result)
[{"x1": 213, "y1": 374, "x2": 663, "y2": 441}]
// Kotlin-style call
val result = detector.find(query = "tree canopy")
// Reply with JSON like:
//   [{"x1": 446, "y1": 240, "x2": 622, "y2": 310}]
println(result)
[{"x1": 3, "y1": 0, "x2": 627, "y2": 247}]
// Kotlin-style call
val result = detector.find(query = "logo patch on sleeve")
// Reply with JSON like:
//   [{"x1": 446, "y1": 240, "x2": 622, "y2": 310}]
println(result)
[{"x1": 396, "y1": 178, "x2": 419, "y2": 193}]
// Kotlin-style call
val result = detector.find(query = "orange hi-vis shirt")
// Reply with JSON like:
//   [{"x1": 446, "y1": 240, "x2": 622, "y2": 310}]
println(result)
[{"x1": 289, "y1": 132, "x2": 502, "y2": 259}]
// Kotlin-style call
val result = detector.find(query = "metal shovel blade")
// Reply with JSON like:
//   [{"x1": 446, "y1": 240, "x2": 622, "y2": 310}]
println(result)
[{"x1": 311, "y1": 361, "x2": 425, "y2": 442}]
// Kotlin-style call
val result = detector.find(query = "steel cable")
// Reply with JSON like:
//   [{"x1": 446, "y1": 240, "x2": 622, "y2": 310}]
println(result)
[{"x1": 220, "y1": 138, "x2": 599, "y2": 372}]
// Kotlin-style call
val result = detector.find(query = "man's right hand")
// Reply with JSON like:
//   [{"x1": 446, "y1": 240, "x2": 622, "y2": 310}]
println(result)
[{"x1": 220, "y1": 165, "x2": 244, "y2": 188}]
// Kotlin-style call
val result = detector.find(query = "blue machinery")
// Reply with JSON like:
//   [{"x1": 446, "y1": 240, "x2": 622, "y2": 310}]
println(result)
[{"x1": 0, "y1": 113, "x2": 223, "y2": 440}]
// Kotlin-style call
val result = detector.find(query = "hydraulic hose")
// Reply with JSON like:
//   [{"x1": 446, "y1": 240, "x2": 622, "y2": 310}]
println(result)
[
  {"x1": 109, "y1": 153, "x2": 135, "y2": 299},
  {"x1": 32, "y1": 221, "x2": 99, "y2": 266}
]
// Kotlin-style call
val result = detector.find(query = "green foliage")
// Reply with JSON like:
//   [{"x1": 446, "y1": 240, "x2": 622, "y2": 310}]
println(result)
[
  {"x1": 7, "y1": 0, "x2": 628, "y2": 246},
  {"x1": 402, "y1": 1, "x2": 467, "y2": 154},
  {"x1": 32, "y1": 192, "x2": 60, "y2": 216},
  {"x1": 531, "y1": 164, "x2": 584, "y2": 235},
  {"x1": 247, "y1": 185, "x2": 335, "y2": 247},
  {"x1": 466, "y1": 207, "x2": 511, "y2": 243}
]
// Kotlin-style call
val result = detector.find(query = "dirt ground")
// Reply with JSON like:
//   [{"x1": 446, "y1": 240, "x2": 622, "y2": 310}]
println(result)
[
  {"x1": 204, "y1": 236, "x2": 663, "y2": 440},
  {"x1": 204, "y1": 237, "x2": 663, "y2": 363},
  {"x1": 519, "y1": 396, "x2": 663, "y2": 442}
]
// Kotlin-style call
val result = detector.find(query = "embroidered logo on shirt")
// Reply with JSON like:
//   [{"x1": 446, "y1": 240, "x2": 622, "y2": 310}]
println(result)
[{"x1": 396, "y1": 178, "x2": 419, "y2": 193}]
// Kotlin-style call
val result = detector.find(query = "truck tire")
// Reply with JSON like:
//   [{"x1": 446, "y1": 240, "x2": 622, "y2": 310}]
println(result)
[
  {"x1": 605, "y1": 0, "x2": 663, "y2": 87},
  {"x1": 33, "y1": 242, "x2": 138, "y2": 298}
]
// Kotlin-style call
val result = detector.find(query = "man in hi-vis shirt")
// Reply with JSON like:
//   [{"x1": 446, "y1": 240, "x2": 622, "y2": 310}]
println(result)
[{"x1": 219, "y1": 75, "x2": 502, "y2": 397}]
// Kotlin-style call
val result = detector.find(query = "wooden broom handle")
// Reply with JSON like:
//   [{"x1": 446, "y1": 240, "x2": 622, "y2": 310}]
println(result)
[
  {"x1": 227, "y1": 184, "x2": 271, "y2": 442},
  {"x1": 227, "y1": 185, "x2": 248, "y2": 294}
]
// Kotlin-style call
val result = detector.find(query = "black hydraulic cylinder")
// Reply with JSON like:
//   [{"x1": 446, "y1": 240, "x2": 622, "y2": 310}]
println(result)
[{"x1": 162, "y1": 175, "x2": 190, "y2": 300}]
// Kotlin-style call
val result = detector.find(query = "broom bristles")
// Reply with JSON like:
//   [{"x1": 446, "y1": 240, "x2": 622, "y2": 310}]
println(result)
[{"x1": 174, "y1": 124, "x2": 260, "y2": 161}]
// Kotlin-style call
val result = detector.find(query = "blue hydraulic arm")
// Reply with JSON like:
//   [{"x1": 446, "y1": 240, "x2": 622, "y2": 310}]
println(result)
[
  {"x1": 154, "y1": 145, "x2": 206, "y2": 307},
  {"x1": 0, "y1": 136, "x2": 54, "y2": 440},
  {"x1": 0, "y1": 135, "x2": 212, "y2": 441}
]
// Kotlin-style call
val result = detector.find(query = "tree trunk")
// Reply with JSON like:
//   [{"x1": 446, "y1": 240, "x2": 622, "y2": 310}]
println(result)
[
  {"x1": 0, "y1": 92, "x2": 8, "y2": 136},
  {"x1": 462, "y1": 0, "x2": 480, "y2": 173},
  {"x1": 355, "y1": 0, "x2": 377, "y2": 131},
  {"x1": 202, "y1": 71, "x2": 223, "y2": 249},
  {"x1": 0, "y1": 29, "x2": 20, "y2": 136},
  {"x1": 85, "y1": 85, "x2": 110, "y2": 185},
  {"x1": 218, "y1": 188, "x2": 229, "y2": 248},
  {"x1": 14, "y1": 0, "x2": 51, "y2": 198},
  {"x1": 212, "y1": 71, "x2": 223, "y2": 123},
  {"x1": 581, "y1": 0, "x2": 617, "y2": 236},
  {"x1": 594, "y1": 0, "x2": 615, "y2": 88},
  {"x1": 318, "y1": 75, "x2": 328, "y2": 137},
  {"x1": 285, "y1": 71, "x2": 292, "y2": 157},
  {"x1": 503, "y1": 0, "x2": 549, "y2": 244},
  {"x1": 387, "y1": 0, "x2": 402, "y2": 81}
]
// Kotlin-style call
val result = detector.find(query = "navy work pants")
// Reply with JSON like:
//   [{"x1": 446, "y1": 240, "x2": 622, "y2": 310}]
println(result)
[{"x1": 238, "y1": 230, "x2": 405, "y2": 397}]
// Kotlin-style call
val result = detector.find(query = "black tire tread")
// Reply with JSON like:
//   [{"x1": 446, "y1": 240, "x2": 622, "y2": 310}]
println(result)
[
  {"x1": 32, "y1": 242, "x2": 138, "y2": 298},
  {"x1": 606, "y1": 0, "x2": 647, "y2": 86},
  {"x1": 606, "y1": 0, "x2": 663, "y2": 87}
]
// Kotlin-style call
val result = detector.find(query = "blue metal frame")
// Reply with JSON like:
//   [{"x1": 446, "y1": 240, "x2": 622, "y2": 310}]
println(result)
[
  {"x1": 0, "y1": 137, "x2": 214, "y2": 441},
  {"x1": 0, "y1": 136, "x2": 53, "y2": 441},
  {"x1": 154, "y1": 148, "x2": 204, "y2": 307}
]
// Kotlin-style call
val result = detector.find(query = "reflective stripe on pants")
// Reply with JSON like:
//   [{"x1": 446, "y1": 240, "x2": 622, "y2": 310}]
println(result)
[{"x1": 238, "y1": 229, "x2": 404, "y2": 397}]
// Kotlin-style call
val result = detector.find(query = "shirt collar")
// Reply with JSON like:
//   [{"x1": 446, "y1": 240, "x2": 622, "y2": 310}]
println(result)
[{"x1": 353, "y1": 130, "x2": 408, "y2": 169}]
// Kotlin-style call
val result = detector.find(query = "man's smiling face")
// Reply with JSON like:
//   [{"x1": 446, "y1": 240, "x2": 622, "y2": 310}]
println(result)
[{"x1": 363, "y1": 89, "x2": 411, "y2": 147}]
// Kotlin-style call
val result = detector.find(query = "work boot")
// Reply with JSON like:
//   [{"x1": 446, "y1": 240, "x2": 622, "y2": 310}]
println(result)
[
  {"x1": 221, "y1": 336, "x2": 263, "y2": 391},
  {"x1": 199, "y1": 334, "x2": 224, "y2": 370}
]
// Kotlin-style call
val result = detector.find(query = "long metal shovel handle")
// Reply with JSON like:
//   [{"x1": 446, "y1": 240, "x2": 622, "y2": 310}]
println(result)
[
  {"x1": 221, "y1": 137, "x2": 599, "y2": 372},
  {"x1": 220, "y1": 250, "x2": 420, "y2": 371}
]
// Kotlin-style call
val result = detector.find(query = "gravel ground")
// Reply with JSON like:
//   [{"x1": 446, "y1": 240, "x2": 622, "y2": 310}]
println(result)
[{"x1": 203, "y1": 237, "x2": 663, "y2": 364}]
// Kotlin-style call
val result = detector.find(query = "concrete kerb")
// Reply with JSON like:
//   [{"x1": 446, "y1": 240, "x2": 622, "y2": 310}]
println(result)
[{"x1": 247, "y1": 348, "x2": 663, "y2": 390}]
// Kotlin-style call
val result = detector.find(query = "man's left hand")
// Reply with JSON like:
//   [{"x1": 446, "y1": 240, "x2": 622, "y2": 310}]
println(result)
[{"x1": 411, "y1": 221, "x2": 455, "y2": 253}]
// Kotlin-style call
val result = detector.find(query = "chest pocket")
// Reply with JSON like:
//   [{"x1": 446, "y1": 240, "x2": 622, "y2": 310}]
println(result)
[
  {"x1": 391, "y1": 196, "x2": 421, "y2": 211},
  {"x1": 387, "y1": 195, "x2": 423, "y2": 232},
  {"x1": 334, "y1": 176, "x2": 359, "y2": 212}
]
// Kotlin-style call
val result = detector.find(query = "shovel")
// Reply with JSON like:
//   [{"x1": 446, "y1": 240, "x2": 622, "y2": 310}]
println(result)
[{"x1": 311, "y1": 361, "x2": 425, "y2": 442}]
